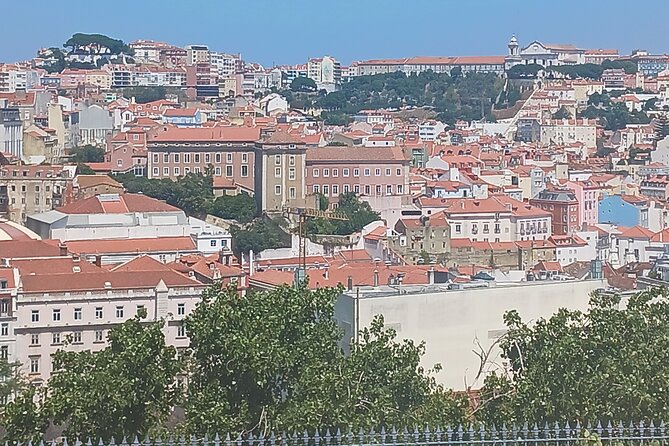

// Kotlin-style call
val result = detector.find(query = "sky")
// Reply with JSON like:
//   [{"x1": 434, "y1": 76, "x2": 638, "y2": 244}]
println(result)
[{"x1": 2, "y1": 0, "x2": 669, "y2": 66}]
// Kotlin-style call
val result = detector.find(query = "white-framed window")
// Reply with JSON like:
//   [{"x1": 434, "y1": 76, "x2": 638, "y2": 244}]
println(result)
[
  {"x1": 30, "y1": 333, "x2": 39, "y2": 346},
  {"x1": 72, "y1": 331, "x2": 82, "y2": 344},
  {"x1": 386, "y1": 185, "x2": 393, "y2": 195},
  {"x1": 177, "y1": 303, "x2": 185, "y2": 316},
  {"x1": 289, "y1": 187, "x2": 296, "y2": 199},
  {"x1": 323, "y1": 168, "x2": 330, "y2": 177},
  {"x1": 205, "y1": 153, "x2": 211, "y2": 164},
  {"x1": 0, "y1": 323, "x2": 7, "y2": 336},
  {"x1": 184, "y1": 153, "x2": 191, "y2": 163},
  {"x1": 275, "y1": 185, "x2": 281, "y2": 195},
  {"x1": 275, "y1": 167, "x2": 281, "y2": 178},
  {"x1": 242, "y1": 153, "x2": 248, "y2": 163},
  {"x1": 29, "y1": 357, "x2": 39, "y2": 374},
  {"x1": 177, "y1": 324, "x2": 186, "y2": 338},
  {"x1": 241, "y1": 165, "x2": 248, "y2": 177},
  {"x1": 343, "y1": 168, "x2": 350, "y2": 177},
  {"x1": 332, "y1": 185, "x2": 339, "y2": 195},
  {"x1": 116, "y1": 306, "x2": 124, "y2": 318},
  {"x1": 31, "y1": 310, "x2": 39, "y2": 323},
  {"x1": 354, "y1": 168, "x2": 360, "y2": 177},
  {"x1": 275, "y1": 154, "x2": 281, "y2": 165},
  {"x1": 0, "y1": 346, "x2": 7, "y2": 360},
  {"x1": 386, "y1": 168, "x2": 391, "y2": 176},
  {"x1": 323, "y1": 185, "x2": 330, "y2": 196},
  {"x1": 226, "y1": 165, "x2": 233, "y2": 177},
  {"x1": 354, "y1": 185, "x2": 360, "y2": 193},
  {"x1": 289, "y1": 168, "x2": 296, "y2": 180},
  {"x1": 313, "y1": 185, "x2": 320, "y2": 193},
  {"x1": 226, "y1": 153, "x2": 232, "y2": 163},
  {"x1": 163, "y1": 167, "x2": 169, "y2": 176},
  {"x1": 52, "y1": 309, "x2": 61, "y2": 321},
  {"x1": 375, "y1": 168, "x2": 381, "y2": 176},
  {"x1": 52, "y1": 332, "x2": 61, "y2": 345},
  {"x1": 153, "y1": 153, "x2": 159, "y2": 164},
  {"x1": 95, "y1": 330, "x2": 104, "y2": 343},
  {"x1": 343, "y1": 184, "x2": 350, "y2": 193},
  {"x1": 153, "y1": 167, "x2": 159, "y2": 176},
  {"x1": 163, "y1": 153, "x2": 169, "y2": 163},
  {"x1": 313, "y1": 168, "x2": 319, "y2": 177},
  {"x1": 215, "y1": 153, "x2": 222, "y2": 163},
  {"x1": 332, "y1": 169, "x2": 338, "y2": 177},
  {"x1": 376, "y1": 185, "x2": 382, "y2": 195},
  {"x1": 364, "y1": 168, "x2": 370, "y2": 176},
  {"x1": 396, "y1": 168, "x2": 402, "y2": 176},
  {"x1": 174, "y1": 153, "x2": 180, "y2": 163},
  {"x1": 289, "y1": 155, "x2": 295, "y2": 166},
  {"x1": 95, "y1": 307, "x2": 103, "y2": 319},
  {"x1": 364, "y1": 185, "x2": 371, "y2": 195},
  {"x1": 397, "y1": 184, "x2": 403, "y2": 194},
  {"x1": 174, "y1": 167, "x2": 180, "y2": 176}
]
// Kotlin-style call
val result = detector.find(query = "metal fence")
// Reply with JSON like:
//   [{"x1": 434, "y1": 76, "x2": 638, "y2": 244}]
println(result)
[{"x1": 29, "y1": 422, "x2": 669, "y2": 446}]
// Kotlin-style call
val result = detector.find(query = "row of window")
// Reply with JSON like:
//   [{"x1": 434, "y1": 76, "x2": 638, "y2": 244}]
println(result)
[
  {"x1": 2, "y1": 196, "x2": 51, "y2": 206},
  {"x1": 312, "y1": 184, "x2": 403, "y2": 197},
  {"x1": 453, "y1": 223, "x2": 507, "y2": 234},
  {"x1": 29, "y1": 304, "x2": 186, "y2": 323},
  {"x1": 9, "y1": 184, "x2": 53, "y2": 193},
  {"x1": 153, "y1": 165, "x2": 249, "y2": 178},
  {"x1": 153, "y1": 152, "x2": 249, "y2": 164},
  {"x1": 312, "y1": 167, "x2": 402, "y2": 178}
]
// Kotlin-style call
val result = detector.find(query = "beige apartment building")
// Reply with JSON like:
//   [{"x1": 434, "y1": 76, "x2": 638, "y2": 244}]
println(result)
[{"x1": 540, "y1": 118, "x2": 597, "y2": 148}]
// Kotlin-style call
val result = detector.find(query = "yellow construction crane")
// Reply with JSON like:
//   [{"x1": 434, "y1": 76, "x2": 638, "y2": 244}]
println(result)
[{"x1": 283, "y1": 206, "x2": 348, "y2": 284}]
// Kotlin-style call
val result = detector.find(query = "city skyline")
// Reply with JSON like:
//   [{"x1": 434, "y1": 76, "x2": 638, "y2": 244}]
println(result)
[{"x1": 3, "y1": 0, "x2": 669, "y2": 66}]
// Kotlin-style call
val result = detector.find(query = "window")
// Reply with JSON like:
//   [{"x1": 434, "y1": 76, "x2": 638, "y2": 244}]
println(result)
[
  {"x1": 226, "y1": 153, "x2": 233, "y2": 163},
  {"x1": 332, "y1": 169, "x2": 338, "y2": 177},
  {"x1": 343, "y1": 168, "x2": 350, "y2": 177},
  {"x1": 386, "y1": 185, "x2": 392, "y2": 195},
  {"x1": 95, "y1": 307, "x2": 103, "y2": 319},
  {"x1": 215, "y1": 153, "x2": 221, "y2": 163},
  {"x1": 177, "y1": 303, "x2": 185, "y2": 316},
  {"x1": 397, "y1": 184, "x2": 403, "y2": 194},
  {"x1": 73, "y1": 308, "x2": 82, "y2": 320},
  {"x1": 153, "y1": 153, "x2": 159, "y2": 163},
  {"x1": 323, "y1": 185, "x2": 330, "y2": 196},
  {"x1": 95, "y1": 330, "x2": 104, "y2": 343},
  {"x1": 364, "y1": 185, "x2": 371, "y2": 195},
  {"x1": 205, "y1": 153, "x2": 211, "y2": 163},
  {"x1": 153, "y1": 167, "x2": 159, "y2": 176},
  {"x1": 313, "y1": 168, "x2": 319, "y2": 177},
  {"x1": 72, "y1": 331, "x2": 82, "y2": 344},
  {"x1": 313, "y1": 185, "x2": 320, "y2": 193},
  {"x1": 343, "y1": 184, "x2": 350, "y2": 193},
  {"x1": 483, "y1": 224, "x2": 489, "y2": 233},
  {"x1": 30, "y1": 334, "x2": 39, "y2": 346},
  {"x1": 177, "y1": 324, "x2": 186, "y2": 338},
  {"x1": 275, "y1": 154, "x2": 281, "y2": 165},
  {"x1": 289, "y1": 155, "x2": 295, "y2": 166},
  {"x1": 136, "y1": 304, "x2": 145, "y2": 315},
  {"x1": 375, "y1": 168, "x2": 381, "y2": 176},
  {"x1": 354, "y1": 168, "x2": 360, "y2": 177},
  {"x1": 375, "y1": 185, "x2": 382, "y2": 195},
  {"x1": 35, "y1": 185, "x2": 40, "y2": 192},
  {"x1": 364, "y1": 168, "x2": 370, "y2": 176},
  {"x1": 184, "y1": 153, "x2": 191, "y2": 163},
  {"x1": 397, "y1": 168, "x2": 402, "y2": 176},
  {"x1": 52, "y1": 332, "x2": 61, "y2": 345},
  {"x1": 323, "y1": 168, "x2": 330, "y2": 177},
  {"x1": 332, "y1": 185, "x2": 339, "y2": 195},
  {"x1": 289, "y1": 168, "x2": 295, "y2": 180},
  {"x1": 241, "y1": 165, "x2": 248, "y2": 177},
  {"x1": 163, "y1": 167, "x2": 169, "y2": 176},
  {"x1": 52, "y1": 309, "x2": 61, "y2": 321},
  {"x1": 210, "y1": 240, "x2": 217, "y2": 248},
  {"x1": 29, "y1": 357, "x2": 39, "y2": 374},
  {"x1": 173, "y1": 153, "x2": 180, "y2": 163},
  {"x1": 163, "y1": 153, "x2": 169, "y2": 163},
  {"x1": 194, "y1": 153, "x2": 201, "y2": 163},
  {"x1": 31, "y1": 310, "x2": 39, "y2": 323},
  {"x1": 455, "y1": 224, "x2": 462, "y2": 234},
  {"x1": 174, "y1": 167, "x2": 180, "y2": 176},
  {"x1": 184, "y1": 167, "x2": 190, "y2": 174},
  {"x1": 116, "y1": 306, "x2": 124, "y2": 318},
  {"x1": 242, "y1": 153, "x2": 248, "y2": 163},
  {"x1": 289, "y1": 187, "x2": 296, "y2": 199},
  {"x1": 386, "y1": 168, "x2": 391, "y2": 176},
  {"x1": 0, "y1": 323, "x2": 7, "y2": 336},
  {"x1": 275, "y1": 167, "x2": 281, "y2": 178},
  {"x1": 275, "y1": 185, "x2": 281, "y2": 195},
  {"x1": 0, "y1": 346, "x2": 7, "y2": 360},
  {"x1": 226, "y1": 165, "x2": 233, "y2": 177},
  {"x1": 354, "y1": 185, "x2": 360, "y2": 193}
]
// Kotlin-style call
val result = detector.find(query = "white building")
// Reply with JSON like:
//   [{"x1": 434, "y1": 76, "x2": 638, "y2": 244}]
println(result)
[
  {"x1": 210, "y1": 52, "x2": 240, "y2": 78},
  {"x1": 418, "y1": 121, "x2": 447, "y2": 141},
  {"x1": 307, "y1": 56, "x2": 341, "y2": 91},
  {"x1": 185, "y1": 45, "x2": 210, "y2": 66}
]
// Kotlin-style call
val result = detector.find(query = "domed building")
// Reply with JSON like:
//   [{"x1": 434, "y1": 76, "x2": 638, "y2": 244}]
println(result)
[{"x1": 0, "y1": 218, "x2": 41, "y2": 241}]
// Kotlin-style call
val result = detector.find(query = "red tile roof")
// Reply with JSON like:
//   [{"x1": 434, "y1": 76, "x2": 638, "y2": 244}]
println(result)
[
  {"x1": 150, "y1": 126, "x2": 261, "y2": 142},
  {"x1": 56, "y1": 193, "x2": 179, "y2": 214},
  {"x1": 65, "y1": 236, "x2": 196, "y2": 255}
]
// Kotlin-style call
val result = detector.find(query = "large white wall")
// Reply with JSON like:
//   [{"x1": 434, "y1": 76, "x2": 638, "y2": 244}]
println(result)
[{"x1": 337, "y1": 279, "x2": 606, "y2": 390}]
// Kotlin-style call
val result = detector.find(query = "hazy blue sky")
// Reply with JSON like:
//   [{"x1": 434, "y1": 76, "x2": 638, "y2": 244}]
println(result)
[{"x1": 3, "y1": 0, "x2": 668, "y2": 65}]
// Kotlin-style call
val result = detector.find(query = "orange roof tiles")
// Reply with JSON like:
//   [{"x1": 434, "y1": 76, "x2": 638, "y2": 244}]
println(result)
[
  {"x1": 65, "y1": 236, "x2": 196, "y2": 255},
  {"x1": 56, "y1": 193, "x2": 179, "y2": 214},
  {"x1": 151, "y1": 126, "x2": 261, "y2": 142}
]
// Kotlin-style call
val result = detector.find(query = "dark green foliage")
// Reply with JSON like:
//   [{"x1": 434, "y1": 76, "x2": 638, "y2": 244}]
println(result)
[
  {"x1": 551, "y1": 106, "x2": 572, "y2": 119},
  {"x1": 229, "y1": 219, "x2": 283, "y2": 257},
  {"x1": 115, "y1": 172, "x2": 213, "y2": 218},
  {"x1": 209, "y1": 192, "x2": 257, "y2": 224},
  {"x1": 76, "y1": 164, "x2": 96, "y2": 175},
  {"x1": 602, "y1": 59, "x2": 638, "y2": 74},
  {"x1": 477, "y1": 288, "x2": 669, "y2": 425},
  {"x1": 579, "y1": 103, "x2": 650, "y2": 131},
  {"x1": 307, "y1": 192, "x2": 380, "y2": 236},
  {"x1": 40, "y1": 47, "x2": 66, "y2": 73},
  {"x1": 69, "y1": 145, "x2": 105, "y2": 163},
  {"x1": 122, "y1": 86, "x2": 168, "y2": 104},
  {"x1": 547, "y1": 63, "x2": 604, "y2": 80},
  {"x1": 64, "y1": 33, "x2": 132, "y2": 55},
  {"x1": 290, "y1": 77, "x2": 317, "y2": 93},
  {"x1": 184, "y1": 284, "x2": 468, "y2": 434},
  {"x1": 506, "y1": 64, "x2": 544, "y2": 79}
]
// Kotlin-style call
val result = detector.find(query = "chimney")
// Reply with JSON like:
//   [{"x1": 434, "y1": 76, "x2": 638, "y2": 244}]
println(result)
[
  {"x1": 59, "y1": 243, "x2": 67, "y2": 257},
  {"x1": 94, "y1": 255, "x2": 102, "y2": 268},
  {"x1": 249, "y1": 249, "x2": 254, "y2": 276},
  {"x1": 373, "y1": 269, "x2": 379, "y2": 287},
  {"x1": 347, "y1": 275, "x2": 353, "y2": 291},
  {"x1": 428, "y1": 266, "x2": 435, "y2": 285},
  {"x1": 324, "y1": 268, "x2": 329, "y2": 280}
]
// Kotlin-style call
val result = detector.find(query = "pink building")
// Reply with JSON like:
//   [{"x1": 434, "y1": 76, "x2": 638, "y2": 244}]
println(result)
[
  {"x1": 564, "y1": 179, "x2": 601, "y2": 226},
  {"x1": 305, "y1": 146, "x2": 409, "y2": 205}
]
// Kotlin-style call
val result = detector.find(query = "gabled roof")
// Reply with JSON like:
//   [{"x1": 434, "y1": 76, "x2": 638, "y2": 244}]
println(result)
[
  {"x1": 56, "y1": 193, "x2": 179, "y2": 214},
  {"x1": 618, "y1": 225, "x2": 654, "y2": 239}
]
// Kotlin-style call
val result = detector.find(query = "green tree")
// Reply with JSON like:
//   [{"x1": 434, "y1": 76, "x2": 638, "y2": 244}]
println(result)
[
  {"x1": 2, "y1": 385, "x2": 48, "y2": 442},
  {"x1": 184, "y1": 284, "x2": 467, "y2": 435},
  {"x1": 552, "y1": 106, "x2": 572, "y2": 119},
  {"x1": 477, "y1": 288, "x2": 669, "y2": 425},
  {"x1": 209, "y1": 192, "x2": 257, "y2": 223},
  {"x1": 290, "y1": 77, "x2": 317, "y2": 93},
  {"x1": 69, "y1": 144, "x2": 105, "y2": 163},
  {"x1": 122, "y1": 86, "x2": 168, "y2": 104},
  {"x1": 229, "y1": 219, "x2": 283, "y2": 258},
  {"x1": 76, "y1": 164, "x2": 96, "y2": 175},
  {"x1": 64, "y1": 33, "x2": 132, "y2": 55},
  {"x1": 44, "y1": 313, "x2": 182, "y2": 439}
]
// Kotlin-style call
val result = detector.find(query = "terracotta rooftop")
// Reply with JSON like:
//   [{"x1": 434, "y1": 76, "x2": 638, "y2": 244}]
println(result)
[
  {"x1": 56, "y1": 193, "x2": 179, "y2": 214},
  {"x1": 306, "y1": 146, "x2": 406, "y2": 162},
  {"x1": 150, "y1": 126, "x2": 261, "y2": 142},
  {"x1": 65, "y1": 236, "x2": 196, "y2": 255}
]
